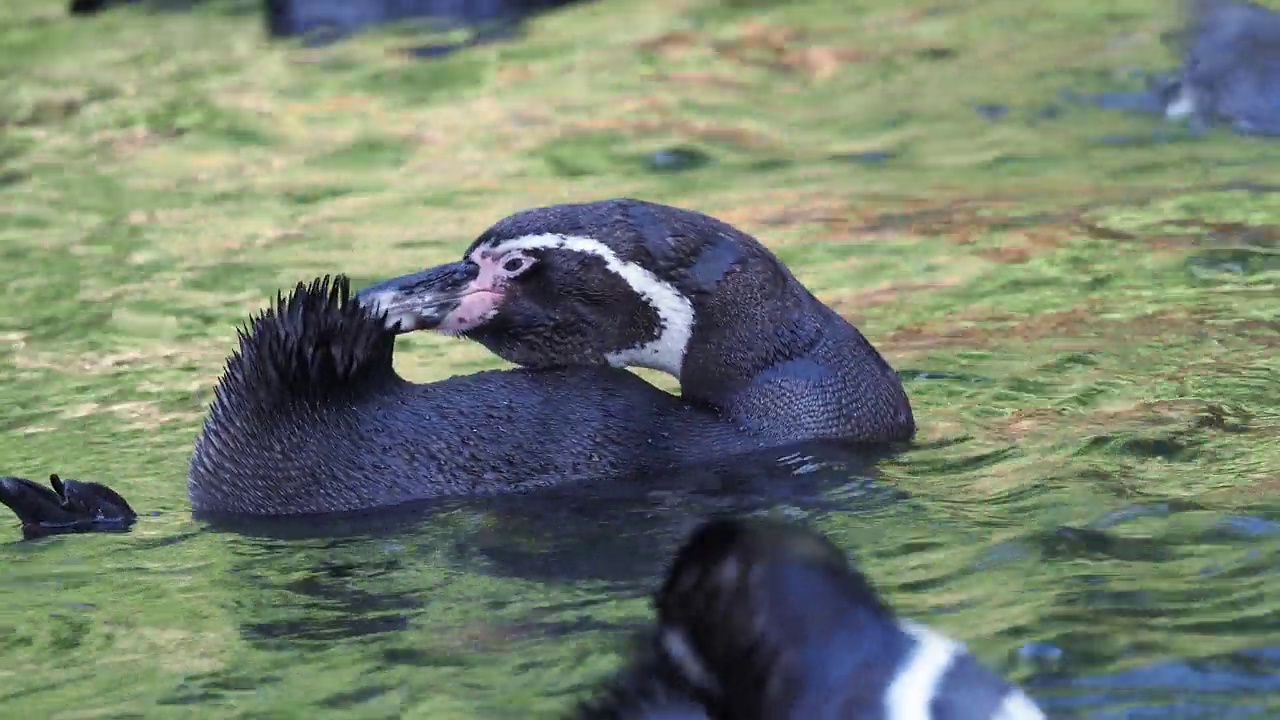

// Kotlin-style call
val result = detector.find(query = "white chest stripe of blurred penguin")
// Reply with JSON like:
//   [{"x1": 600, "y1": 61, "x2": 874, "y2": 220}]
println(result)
[
  {"x1": 478, "y1": 233, "x2": 696, "y2": 377},
  {"x1": 889, "y1": 621, "x2": 1046, "y2": 720},
  {"x1": 991, "y1": 690, "x2": 1047, "y2": 720},
  {"x1": 657, "y1": 626, "x2": 719, "y2": 695},
  {"x1": 887, "y1": 621, "x2": 965, "y2": 720}
]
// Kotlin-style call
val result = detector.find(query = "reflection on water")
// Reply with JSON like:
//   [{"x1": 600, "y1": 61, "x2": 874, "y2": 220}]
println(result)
[
  {"x1": 2, "y1": 432, "x2": 1279, "y2": 717},
  {"x1": 1034, "y1": 649, "x2": 1280, "y2": 719},
  {"x1": 199, "y1": 440, "x2": 903, "y2": 586}
]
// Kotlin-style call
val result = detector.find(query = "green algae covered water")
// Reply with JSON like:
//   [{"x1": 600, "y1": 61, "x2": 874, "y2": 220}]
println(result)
[{"x1": 1, "y1": 0, "x2": 1279, "y2": 717}]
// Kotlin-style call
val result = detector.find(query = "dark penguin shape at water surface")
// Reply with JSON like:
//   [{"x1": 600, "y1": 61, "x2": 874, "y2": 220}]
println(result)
[
  {"x1": 358, "y1": 198, "x2": 915, "y2": 446},
  {"x1": 186, "y1": 274, "x2": 766, "y2": 516},
  {"x1": 1060, "y1": 0, "x2": 1280, "y2": 138},
  {"x1": 1165, "y1": 0, "x2": 1280, "y2": 136},
  {"x1": 0, "y1": 473, "x2": 136, "y2": 540},
  {"x1": 576, "y1": 517, "x2": 1045, "y2": 720}
]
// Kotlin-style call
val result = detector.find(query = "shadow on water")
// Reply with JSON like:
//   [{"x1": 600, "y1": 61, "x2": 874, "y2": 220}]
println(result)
[
  {"x1": 69, "y1": 0, "x2": 261, "y2": 16},
  {"x1": 126, "y1": 443, "x2": 909, "y2": 713},
  {"x1": 158, "y1": 437, "x2": 1280, "y2": 717},
  {"x1": 202, "y1": 440, "x2": 907, "y2": 587},
  {"x1": 4, "y1": 429, "x2": 1280, "y2": 716},
  {"x1": 1031, "y1": 650, "x2": 1280, "y2": 719}
]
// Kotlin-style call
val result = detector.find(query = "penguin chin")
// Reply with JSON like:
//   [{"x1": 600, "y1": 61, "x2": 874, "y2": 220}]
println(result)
[{"x1": 432, "y1": 293, "x2": 503, "y2": 334}]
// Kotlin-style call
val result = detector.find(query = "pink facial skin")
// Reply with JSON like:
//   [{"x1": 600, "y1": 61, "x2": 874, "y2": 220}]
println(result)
[{"x1": 436, "y1": 247, "x2": 535, "y2": 334}]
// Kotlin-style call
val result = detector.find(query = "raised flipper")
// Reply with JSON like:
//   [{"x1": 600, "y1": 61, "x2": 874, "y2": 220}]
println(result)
[{"x1": 0, "y1": 473, "x2": 137, "y2": 539}]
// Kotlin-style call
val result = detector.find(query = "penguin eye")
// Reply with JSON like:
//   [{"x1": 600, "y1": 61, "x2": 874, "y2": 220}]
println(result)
[{"x1": 500, "y1": 253, "x2": 535, "y2": 277}]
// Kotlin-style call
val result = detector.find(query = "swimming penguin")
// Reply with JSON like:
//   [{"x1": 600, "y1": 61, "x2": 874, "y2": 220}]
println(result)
[
  {"x1": 1164, "y1": 0, "x2": 1280, "y2": 136},
  {"x1": 187, "y1": 274, "x2": 779, "y2": 515},
  {"x1": 357, "y1": 198, "x2": 916, "y2": 447},
  {"x1": 576, "y1": 516, "x2": 1045, "y2": 720},
  {"x1": 1, "y1": 274, "x2": 770, "y2": 528}
]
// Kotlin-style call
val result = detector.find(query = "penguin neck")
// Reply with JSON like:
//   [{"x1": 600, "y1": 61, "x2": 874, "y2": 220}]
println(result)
[{"x1": 677, "y1": 265, "x2": 830, "y2": 406}]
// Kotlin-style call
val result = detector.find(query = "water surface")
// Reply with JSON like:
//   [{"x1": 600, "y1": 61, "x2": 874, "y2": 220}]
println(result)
[{"x1": 2, "y1": 0, "x2": 1279, "y2": 717}]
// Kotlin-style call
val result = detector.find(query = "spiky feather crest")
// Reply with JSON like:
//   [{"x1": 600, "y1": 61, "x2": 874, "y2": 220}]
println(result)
[{"x1": 209, "y1": 275, "x2": 397, "y2": 416}]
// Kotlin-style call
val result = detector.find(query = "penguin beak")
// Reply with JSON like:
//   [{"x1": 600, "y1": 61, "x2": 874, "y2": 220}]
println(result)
[{"x1": 356, "y1": 261, "x2": 484, "y2": 334}]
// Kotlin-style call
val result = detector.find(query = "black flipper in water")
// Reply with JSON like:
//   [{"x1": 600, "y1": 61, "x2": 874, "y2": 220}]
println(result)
[{"x1": 0, "y1": 473, "x2": 137, "y2": 539}]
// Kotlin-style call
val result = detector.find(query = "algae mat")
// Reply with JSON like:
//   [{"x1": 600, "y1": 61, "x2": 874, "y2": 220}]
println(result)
[{"x1": 1, "y1": 0, "x2": 1278, "y2": 717}]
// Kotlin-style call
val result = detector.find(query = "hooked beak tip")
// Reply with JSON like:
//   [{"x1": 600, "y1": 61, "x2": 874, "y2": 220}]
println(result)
[
  {"x1": 357, "y1": 261, "x2": 481, "y2": 334},
  {"x1": 355, "y1": 288, "x2": 396, "y2": 316},
  {"x1": 354, "y1": 288, "x2": 416, "y2": 333},
  {"x1": 354, "y1": 288, "x2": 453, "y2": 335}
]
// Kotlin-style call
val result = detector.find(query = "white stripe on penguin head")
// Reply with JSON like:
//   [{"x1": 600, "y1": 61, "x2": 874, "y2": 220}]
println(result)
[{"x1": 475, "y1": 233, "x2": 695, "y2": 378}]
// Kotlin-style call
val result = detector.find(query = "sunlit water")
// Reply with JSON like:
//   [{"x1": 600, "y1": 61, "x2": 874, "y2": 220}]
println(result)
[
  {"x1": 2, "y1": 3, "x2": 1279, "y2": 716},
  {"x1": 3, "y1": 374, "x2": 1278, "y2": 718}
]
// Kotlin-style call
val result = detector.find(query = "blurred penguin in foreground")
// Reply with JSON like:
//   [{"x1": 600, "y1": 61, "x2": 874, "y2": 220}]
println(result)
[
  {"x1": 577, "y1": 517, "x2": 1045, "y2": 720},
  {"x1": 1164, "y1": 0, "x2": 1280, "y2": 135}
]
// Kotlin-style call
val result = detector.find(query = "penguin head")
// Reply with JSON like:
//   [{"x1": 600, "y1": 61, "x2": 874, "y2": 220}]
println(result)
[
  {"x1": 568, "y1": 518, "x2": 875, "y2": 720},
  {"x1": 651, "y1": 517, "x2": 1047, "y2": 720},
  {"x1": 356, "y1": 198, "x2": 809, "y2": 380},
  {"x1": 652, "y1": 516, "x2": 898, "y2": 718}
]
